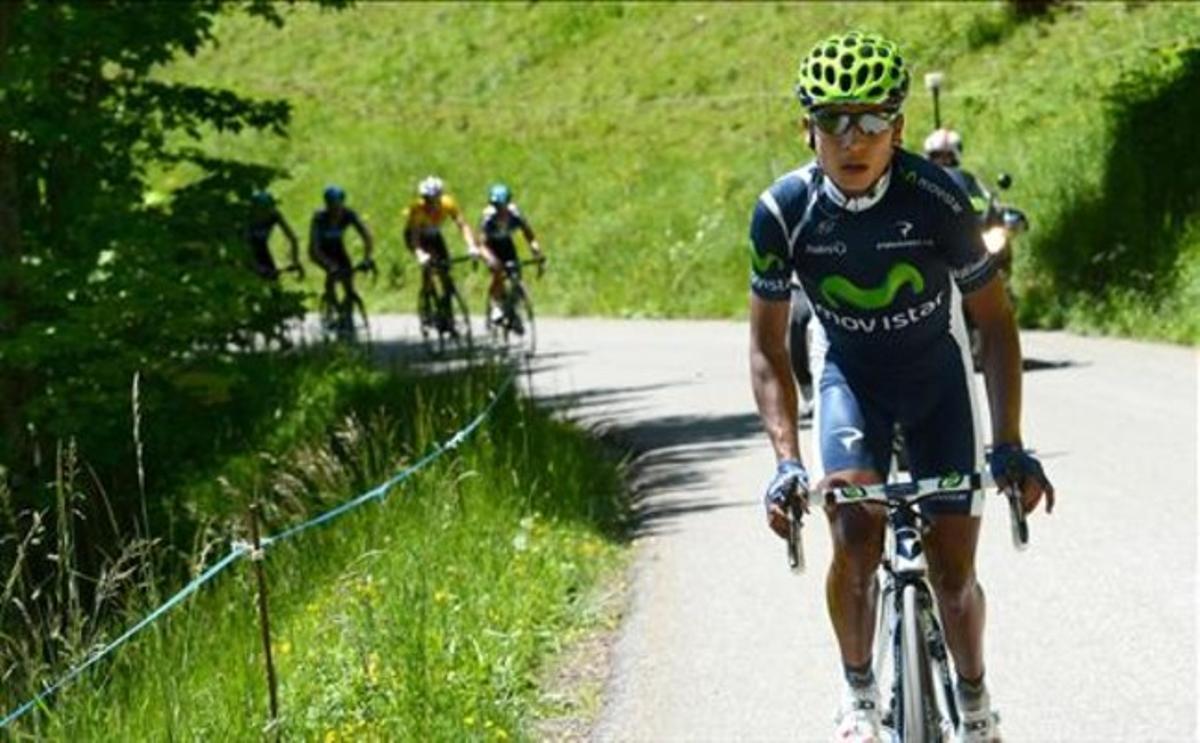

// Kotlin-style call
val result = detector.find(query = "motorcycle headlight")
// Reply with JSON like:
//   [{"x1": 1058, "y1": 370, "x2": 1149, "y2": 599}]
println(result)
[{"x1": 982, "y1": 226, "x2": 1008, "y2": 255}]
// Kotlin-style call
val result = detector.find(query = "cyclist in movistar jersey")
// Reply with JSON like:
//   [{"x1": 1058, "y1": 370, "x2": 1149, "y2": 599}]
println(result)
[
  {"x1": 246, "y1": 190, "x2": 302, "y2": 280},
  {"x1": 749, "y1": 32, "x2": 1054, "y2": 743},
  {"x1": 404, "y1": 175, "x2": 481, "y2": 298},
  {"x1": 479, "y1": 183, "x2": 544, "y2": 324},
  {"x1": 309, "y1": 185, "x2": 375, "y2": 319}
]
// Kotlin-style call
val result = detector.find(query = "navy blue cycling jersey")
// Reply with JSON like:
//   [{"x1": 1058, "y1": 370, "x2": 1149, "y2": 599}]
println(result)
[
  {"x1": 247, "y1": 211, "x2": 281, "y2": 246},
  {"x1": 311, "y1": 207, "x2": 363, "y2": 251},
  {"x1": 750, "y1": 148, "x2": 995, "y2": 371},
  {"x1": 479, "y1": 204, "x2": 529, "y2": 245}
]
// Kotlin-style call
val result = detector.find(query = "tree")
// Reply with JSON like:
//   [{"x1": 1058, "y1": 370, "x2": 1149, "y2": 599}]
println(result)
[{"x1": 0, "y1": 0, "x2": 307, "y2": 509}]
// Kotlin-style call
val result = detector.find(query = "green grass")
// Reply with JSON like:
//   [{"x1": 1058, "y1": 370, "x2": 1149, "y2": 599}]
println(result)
[
  {"x1": 154, "y1": 2, "x2": 1200, "y2": 341},
  {"x1": 4, "y1": 364, "x2": 629, "y2": 740}
]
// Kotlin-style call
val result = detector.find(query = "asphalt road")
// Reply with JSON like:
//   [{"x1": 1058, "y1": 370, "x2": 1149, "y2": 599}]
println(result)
[
  {"x1": 520, "y1": 319, "x2": 1196, "y2": 742},
  {"x1": 371, "y1": 316, "x2": 1197, "y2": 741}
]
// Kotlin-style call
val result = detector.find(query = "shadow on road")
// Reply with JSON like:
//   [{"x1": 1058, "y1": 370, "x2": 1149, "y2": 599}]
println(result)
[
  {"x1": 585, "y1": 410, "x2": 802, "y2": 539},
  {"x1": 1023, "y1": 357, "x2": 1082, "y2": 373}
]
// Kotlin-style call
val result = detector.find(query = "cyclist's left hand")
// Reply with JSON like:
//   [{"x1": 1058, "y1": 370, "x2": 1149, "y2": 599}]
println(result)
[{"x1": 989, "y1": 443, "x2": 1055, "y2": 515}]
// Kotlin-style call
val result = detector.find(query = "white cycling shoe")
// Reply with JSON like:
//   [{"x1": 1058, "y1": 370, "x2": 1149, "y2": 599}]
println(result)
[
  {"x1": 834, "y1": 685, "x2": 895, "y2": 743},
  {"x1": 956, "y1": 692, "x2": 1002, "y2": 742}
]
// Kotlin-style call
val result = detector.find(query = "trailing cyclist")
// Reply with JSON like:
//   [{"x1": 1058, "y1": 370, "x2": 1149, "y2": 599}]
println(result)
[
  {"x1": 309, "y1": 184, "x2": 375, "y2": 327},
  {"x1": 404, "y1": 175, "x2": 481, "y2": 297},
  {"x1": 246, "y1": 189, "x2": 303, "y2": 280},
  {"x1": 748, "y1": 31, "x2": 1054, "y2": 742},
  {"x1": 478, "y1": 183, "x2": 544, "y2": 325},
  {"x1": 923, "y1": 128, "x2": 999, "y2": 225}
]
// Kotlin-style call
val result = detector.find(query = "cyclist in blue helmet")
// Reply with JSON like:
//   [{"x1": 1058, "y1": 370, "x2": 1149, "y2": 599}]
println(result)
[
  {"x1": 246, "y1": 190, "x2": 302, "y2": 280},
  {"x1": 751, "y1": 32, "x2": 1053, "y2": 742},
  {"x1": 478, "y1": 183, "x2": 543, "y2": 324},
  {"x1": 309, "y1": 184, "x2": 375, "y2": 319}
]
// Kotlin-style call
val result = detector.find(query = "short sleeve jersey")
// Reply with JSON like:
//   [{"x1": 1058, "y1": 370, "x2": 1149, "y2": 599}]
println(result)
[
  {"x1": 479, "y1": 203, "x2": 529, "y2": 244},
  {"x1": 405, "y1": 195, "x2": 461, "y2": 239},
  {"x1": 311, "y1": 207, "x2": 363, "y2": 251},
  {"x1": 247, "y1": 210, "x2": 281, "y2": 247},
  {"x1": 749, "y1": 148, "x2": 995, "y2": 367}
]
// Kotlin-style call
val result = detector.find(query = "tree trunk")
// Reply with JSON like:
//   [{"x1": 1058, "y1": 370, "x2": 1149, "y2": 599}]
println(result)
[{"x1": 0, "y1": 1, "x2": 28, "y2": 470}]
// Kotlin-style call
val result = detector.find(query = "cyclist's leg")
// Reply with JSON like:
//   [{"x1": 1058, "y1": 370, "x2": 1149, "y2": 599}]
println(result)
[
  {"x1": 812, "y1": 353, "x2": 894, "y2": 669},
  {"x1": 487, "y1": 237, "x2": 515, "y2": 307},
  {"x1": 900, "y1": 339, "x2": 988, "y2": 683}
]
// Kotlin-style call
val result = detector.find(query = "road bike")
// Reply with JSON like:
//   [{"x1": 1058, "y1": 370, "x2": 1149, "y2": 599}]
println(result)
[
  {"x1": 786, "y1": 472, "x2": 1028, "y2": 742},
  {"x1": 319, "y1": 259, "x2": 375, "y2": 343},
  {"x1": 487, "y1": 257, "x2": 543, "y2": 356},
  {"x1": 417, "y1": 255, "x2": 474, "y2": 357}
]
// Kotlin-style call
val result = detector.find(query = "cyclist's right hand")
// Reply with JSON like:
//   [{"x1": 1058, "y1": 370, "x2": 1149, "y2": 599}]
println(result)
[
  {"x1": 764, "y1": 459, "x2": 809, "y2": 539},
  {"x1": 415, "y1": 249, "x2": 432, "y2": 267}
]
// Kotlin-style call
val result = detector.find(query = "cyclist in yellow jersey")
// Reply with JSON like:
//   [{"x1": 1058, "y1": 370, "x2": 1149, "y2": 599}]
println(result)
[{"x1": 404, "y1": 176, "x2": 483, "y2": 298}]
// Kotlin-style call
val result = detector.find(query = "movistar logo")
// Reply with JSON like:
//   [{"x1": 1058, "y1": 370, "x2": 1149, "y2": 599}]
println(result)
[
  {"x1": 819, "y1": 262, "x2": 926, "y2": 310},
  {"x1": 749, "y1": 245, "x2": 784, "y2": 274}
]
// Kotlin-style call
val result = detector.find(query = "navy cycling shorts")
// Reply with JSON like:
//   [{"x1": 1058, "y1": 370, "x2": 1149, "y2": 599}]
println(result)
[{"x1": 811, "y1": 333, "x2": 985, "y2": 516}]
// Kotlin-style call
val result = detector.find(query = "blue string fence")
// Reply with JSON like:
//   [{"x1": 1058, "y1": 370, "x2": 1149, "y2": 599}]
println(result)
[{"x1": 1, "y1": 369, "x2": 517, "y2": 729}]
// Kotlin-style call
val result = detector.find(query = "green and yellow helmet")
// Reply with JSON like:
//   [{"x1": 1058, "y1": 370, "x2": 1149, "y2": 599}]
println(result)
[{"x1": 796, "y1": 31, "x2": 910, "y2": 110}]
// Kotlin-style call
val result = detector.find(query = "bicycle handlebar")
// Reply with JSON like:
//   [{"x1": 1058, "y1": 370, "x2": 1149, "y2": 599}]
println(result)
[{"x1": 787, "y1": 471, "x2": 1029, "y2": 573}]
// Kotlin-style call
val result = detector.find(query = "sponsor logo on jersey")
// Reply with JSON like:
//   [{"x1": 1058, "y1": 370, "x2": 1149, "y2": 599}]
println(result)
[
  {"x1": 897, "y1": 220, "x2": 914, "y2": 238},
  {"x1": 914, "y1": 175, "x2": 964, "y2": 214},
  {"x1": 751, "y1": 275, "x2": 791, "y2": 296},
  {"x1": 812, "y1": 289, "x2": 946, "y2": 334},
  {"x1": 817, "y1": 218, "x2": 838, "y2": 235},
  {"x1": 805, "y1": 241, "x2": 847, "y2": 257},
  {"x1": 749, "y1": 244, "x2": 785, "y2": 274},
  {"x1": 819, "y1": 262, "x2": 925, "y2": 311}
]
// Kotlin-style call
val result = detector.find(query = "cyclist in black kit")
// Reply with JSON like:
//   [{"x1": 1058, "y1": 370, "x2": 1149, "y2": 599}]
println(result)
[
  {"x1": 309, "y1": 185, "x2": 375, "y2": 322},
  {"x1": 246, "y1": 190, "x2": 302, "y2": 280}
]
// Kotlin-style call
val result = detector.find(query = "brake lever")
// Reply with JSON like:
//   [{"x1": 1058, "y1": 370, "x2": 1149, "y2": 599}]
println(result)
[
  {"x1": 786, "y1": 492, "x2": 806, "y2": 574},
  {"x1": 1003, "y1": 483, "x2": 1030, "y2": 551}
]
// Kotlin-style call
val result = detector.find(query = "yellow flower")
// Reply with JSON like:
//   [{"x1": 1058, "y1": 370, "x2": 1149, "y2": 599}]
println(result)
[
  {"x1": 366, "y1": 653, "x2": 380, "y2": 683},
  {"x1": 273, "y1": 641, "x2": 292, "y2": 656},
  {"x1": 434, "y1": 589, "x2": 453, "y2": 605},
  {"x1": 463, "y1": 715, "x2": 476, "y2": 727},
  {"x1": 323, "y1": 731, "x2": 338, "y2": 743}
]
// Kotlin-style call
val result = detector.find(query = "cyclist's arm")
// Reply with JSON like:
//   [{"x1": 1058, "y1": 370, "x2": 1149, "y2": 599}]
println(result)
[
  {"x1": 278, "y1": 213, "x2": 301, "y2": 265},
  {"x1": 751, "y1": 295, "x2": 801, "y2": 463},
  {"x1": 519, "y1": 223, "x2": 542, "y2": 255},
  {"x1": 935, "y1": 166, "x2": 1023, "y2": 447},
  {"x1": 749, "y1": 195, "x2": 801, "y2": 463},
  {"x1": 307, "y1": 218, "x2": 324, "y2": 267},
  {"x1": 963, "y1": 277, "x2": 1023, "y2": 446},
  {"x1": 453, "y1": 213, "x2": 479, "y2": 253},
  {"x1": 349, "y1": 212, "x2": 374, "y2": 261}
]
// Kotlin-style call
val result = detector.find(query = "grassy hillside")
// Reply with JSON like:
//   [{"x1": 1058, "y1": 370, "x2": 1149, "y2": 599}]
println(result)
[
  {"x1": 159, "y1": 2, "x2": 1200, "y2": 340},
  {"x1": 6, "y1": 364, "x2": 628, "y2": 739}
]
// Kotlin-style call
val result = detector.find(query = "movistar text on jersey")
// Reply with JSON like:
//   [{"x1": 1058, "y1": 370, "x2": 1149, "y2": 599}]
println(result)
[{"x1": 813, "y1": 289, "x2": 946, "y2": 333}]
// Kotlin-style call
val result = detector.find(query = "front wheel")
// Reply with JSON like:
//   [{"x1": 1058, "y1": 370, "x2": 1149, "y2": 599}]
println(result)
[
  {"x1": 510, "y1": 283, "x2": 536, "y2": 356},
  {"x1": 900, "y1": 584, "x2": 937, "y2": 742}
]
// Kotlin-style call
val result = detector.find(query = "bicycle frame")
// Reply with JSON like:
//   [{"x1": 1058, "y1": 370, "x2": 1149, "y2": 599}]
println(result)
[
  {"x1": 418, "y1": 256, "x2": 474, "y2": 354},
  {"x1": 787, "y1": 472, "x2": 1028, "y2": 741},
  {"x1": 489, "y1": 258, "x2": 542, "y2": 354}
]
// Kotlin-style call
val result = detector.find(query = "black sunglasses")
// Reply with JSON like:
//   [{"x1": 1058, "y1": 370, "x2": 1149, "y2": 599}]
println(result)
[{"x1": 810, "y1": 108, "x2": 901, "y2": 137}]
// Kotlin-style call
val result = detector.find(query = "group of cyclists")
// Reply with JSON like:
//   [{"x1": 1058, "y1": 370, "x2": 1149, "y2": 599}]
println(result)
[
  {"x1": 244, "y1": 175, "x2": 543, "y2": 330},
  {"x1": 750, "y1": 31, "x2": 1054, "y2": 743},
  {"x1": 244, "y1": 26, "x2": 1053, "y2": 743}
]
